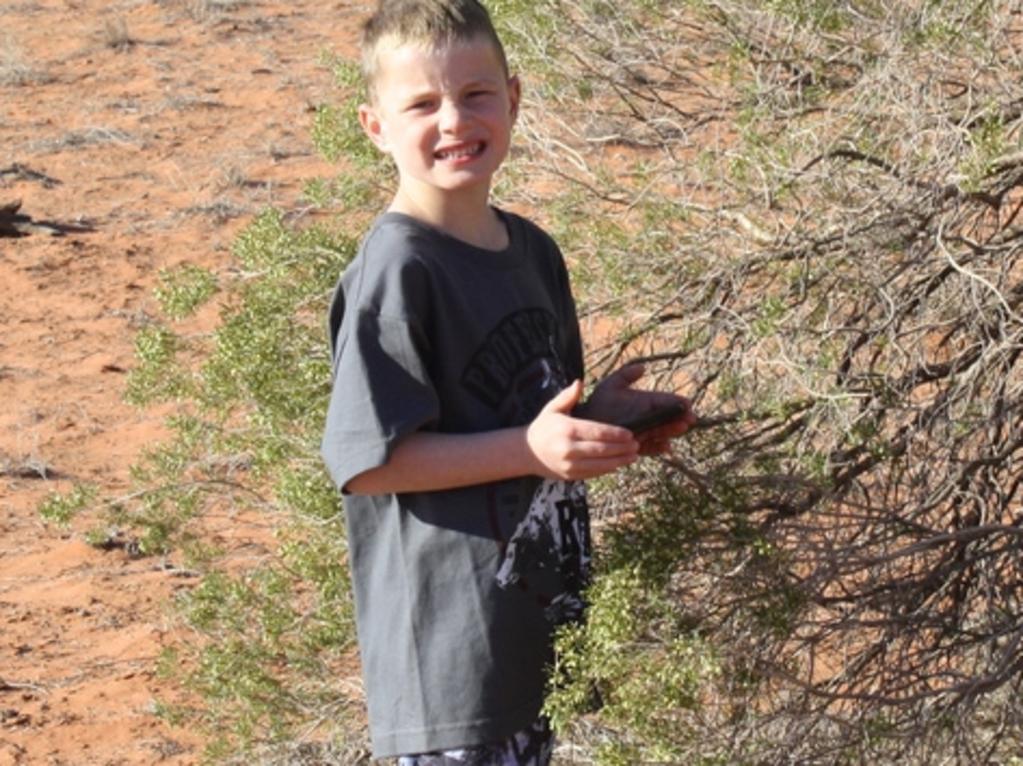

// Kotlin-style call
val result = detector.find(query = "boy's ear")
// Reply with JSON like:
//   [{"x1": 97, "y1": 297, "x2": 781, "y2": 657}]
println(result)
[
  {"x1": 508, "y1": 74, "x2": 521, "y2": 123},
  {"x1": 358, "y1": 103, "x2": 390, "y2": 153}
]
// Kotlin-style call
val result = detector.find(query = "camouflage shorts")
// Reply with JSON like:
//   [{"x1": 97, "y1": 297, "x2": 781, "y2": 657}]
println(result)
[{"x1": 396, "y1": 717, "x2": 553, "y2": 766}]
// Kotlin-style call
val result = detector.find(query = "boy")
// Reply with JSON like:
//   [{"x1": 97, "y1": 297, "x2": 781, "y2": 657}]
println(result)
[{"x1": 320, "y1": 1, "x2": 695, "y2": 763}]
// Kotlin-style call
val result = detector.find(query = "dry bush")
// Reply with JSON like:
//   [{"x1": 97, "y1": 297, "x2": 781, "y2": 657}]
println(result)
[{"x1": 507, "y1": 1, "x2": 1023, "y2": 763}]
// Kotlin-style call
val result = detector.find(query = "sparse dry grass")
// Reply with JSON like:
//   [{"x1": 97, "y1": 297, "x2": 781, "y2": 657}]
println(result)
[
  {"x1": 99, "y1": 16, "x2": 137, "y2": 51},
  {"x1": 183, "y1": 198, "x2": 251, "y2": 223},
  {"x1": 0, "y1": 35, "x2": 51, "y2": 86},
  {"x1": 0, "y1": 451, "x2": 55, "y2": 480},
  {"x1": 27, "y1": 126, "x2": 141, "y2": 155},
  {"x1": 157, "y1": 0, "x2": 257, "y2": 23},
  {"x1": 0, "y1": 3, "x2": 44, "y2": 19},
  {"x1": 159, "y1": 93, "x2": 227, "y2": 112},
  {"x1": 217, "y1": 162, "x2": 245, "y2": 187}
]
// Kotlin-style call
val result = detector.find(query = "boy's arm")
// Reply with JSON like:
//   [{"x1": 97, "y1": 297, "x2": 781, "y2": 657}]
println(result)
[{"x1": 345, "y1": 380, "x2": 640, "y2": 495}]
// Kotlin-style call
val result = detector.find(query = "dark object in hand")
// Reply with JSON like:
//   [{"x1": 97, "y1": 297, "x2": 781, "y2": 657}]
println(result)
[{"x1": 617, "y1": 402, "x2": 688, "y2": 434}]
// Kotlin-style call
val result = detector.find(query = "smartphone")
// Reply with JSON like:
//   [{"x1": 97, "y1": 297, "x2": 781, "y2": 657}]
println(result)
[{"x1": 616, "y1": 402, "x2": 688, "y2": 434}]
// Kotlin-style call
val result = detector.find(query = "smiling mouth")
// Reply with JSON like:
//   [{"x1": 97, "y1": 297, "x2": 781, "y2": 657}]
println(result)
[{"x1": 434, "y1": 142, "x2": 485, "y2": 161}]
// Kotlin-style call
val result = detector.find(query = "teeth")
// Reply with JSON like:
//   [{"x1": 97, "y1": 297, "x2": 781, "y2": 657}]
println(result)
[{"x1": 437, "y1": 143, "x2": 482, "y2": 160}]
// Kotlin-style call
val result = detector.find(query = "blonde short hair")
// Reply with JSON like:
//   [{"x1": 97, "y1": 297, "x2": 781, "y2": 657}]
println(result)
[{"x1": 361, "y1": 0, "x2": 508, "y2": 98}]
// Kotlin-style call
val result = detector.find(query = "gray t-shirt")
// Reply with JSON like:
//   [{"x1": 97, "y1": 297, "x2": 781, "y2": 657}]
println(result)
[{"x1": 321, "y1": 210, "x2": 591, "y2": 758}]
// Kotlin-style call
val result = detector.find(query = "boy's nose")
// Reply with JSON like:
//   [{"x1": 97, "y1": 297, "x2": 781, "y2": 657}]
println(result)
[{"x1": 438, "y1": 100, "x2": 469, "y2": 133}]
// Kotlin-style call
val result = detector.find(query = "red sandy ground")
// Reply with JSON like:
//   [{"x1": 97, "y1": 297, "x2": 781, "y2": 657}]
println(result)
[{"x1": 0, "y1": 2, "x2": 362, "y2": 763}]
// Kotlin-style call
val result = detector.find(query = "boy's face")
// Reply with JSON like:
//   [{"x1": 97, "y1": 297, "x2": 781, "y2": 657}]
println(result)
[{"x1": 359, "y1": 35, "x2": 520, "y2": 206}]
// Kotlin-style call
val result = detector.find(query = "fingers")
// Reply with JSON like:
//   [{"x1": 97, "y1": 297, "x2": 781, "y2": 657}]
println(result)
[
  {"x1": 548, "y1": 444, "x2": 640, "y2": 480},
  {"x1": 636, "y1": 413, "x2": 693, "y2": 442},
  {"x1": 567, "y1": 436, "x2": 639, "y2": 458},
  {"x1": 638, "y1": 438, "x2": 670, "y2": 456},
  {"x1": 570, "y1": 417, "x2": 635, "y2": 443},
  {"x1": 628, "y1": 398, "x2": 697, "y2": 456},
  {"x1": 529, "y1": 376, "x2": 698, "y2": 480},
  {"x1": 543, "y1": 378, "x2": 584, "y2": 415},
  {"x1": 544, "y1": 425, "x2": 639, "y2": 461},
  {"x1": 564, "y1": 454, "x2": 638, "y2": 479},
  {"x1": 612, "y1": 362, "x2": 645, "y2": 386}
]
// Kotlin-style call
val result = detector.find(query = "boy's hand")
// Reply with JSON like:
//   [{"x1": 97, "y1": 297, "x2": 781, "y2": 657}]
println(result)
[
  {"x1": 580, "y1": 364, "x2": 696, "y2": 456},
  {"x1": 525, "y1": 379, "x2": 640, "y2": 480}
]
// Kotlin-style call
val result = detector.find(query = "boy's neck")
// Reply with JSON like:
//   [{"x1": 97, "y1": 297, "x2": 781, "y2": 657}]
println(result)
[{"x1": 389, "y1": 186, "x2": 508, "y2": 252}]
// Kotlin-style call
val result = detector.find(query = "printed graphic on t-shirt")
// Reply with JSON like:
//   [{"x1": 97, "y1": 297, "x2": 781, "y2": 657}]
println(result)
[
  {"x1": 462, "y1": 307, "x2": 592, "y2": 623},
  {"x1": 496, "y1": 478, "x2": 591, "y2": 624},
  {"x1": 461, "y1": 308, "x2": 565, "y2": 425}
]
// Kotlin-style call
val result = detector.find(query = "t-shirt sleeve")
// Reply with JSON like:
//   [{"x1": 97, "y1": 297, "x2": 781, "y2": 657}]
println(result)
[{"x1": 320, "y1": 257, "x2": 440, "y2": 492}]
